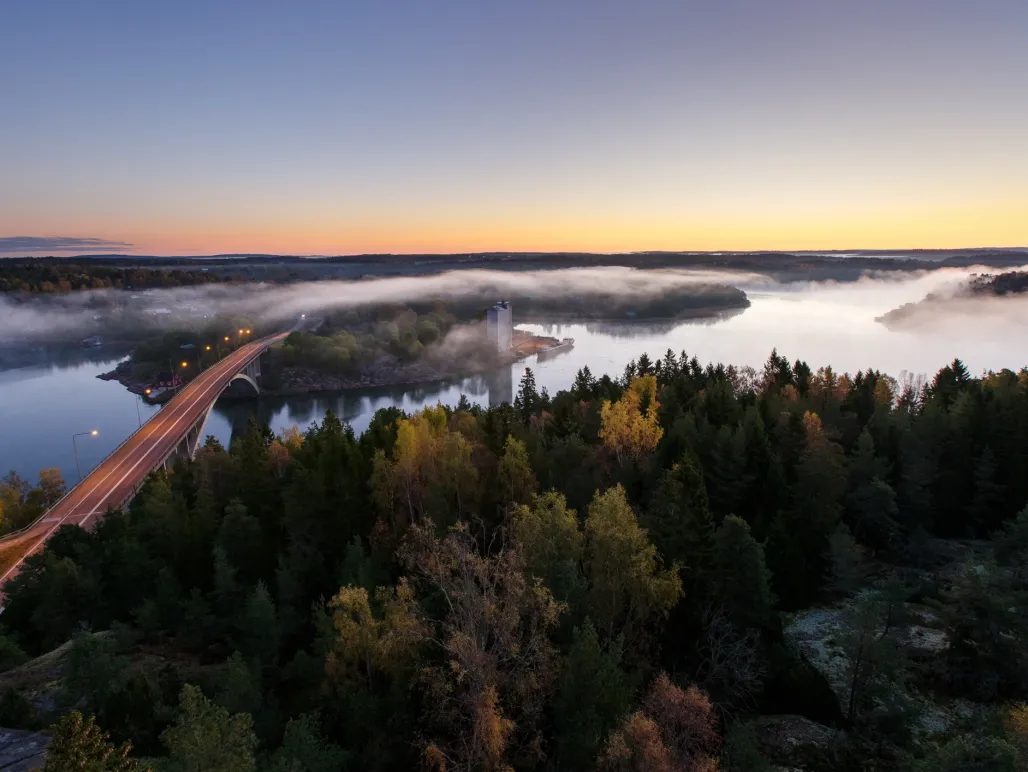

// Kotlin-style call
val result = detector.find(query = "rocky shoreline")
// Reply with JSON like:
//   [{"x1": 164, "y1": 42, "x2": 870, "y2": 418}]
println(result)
[{"x1": 97, "y1": 361, "x2": 176, "y2": 403}]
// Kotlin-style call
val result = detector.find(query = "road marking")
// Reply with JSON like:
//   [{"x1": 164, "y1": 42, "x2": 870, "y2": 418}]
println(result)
[
  {"x1": 0, "y1": 351, "x2": 242, "y2": 582},
  {"x1": 0, "y1": 338, "x2": 284, "y2": 586}
]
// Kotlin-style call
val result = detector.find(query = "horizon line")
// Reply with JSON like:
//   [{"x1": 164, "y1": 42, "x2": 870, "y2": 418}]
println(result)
[{"x1": 3, "y1": 245, "x2": 1028, "y2": 261}]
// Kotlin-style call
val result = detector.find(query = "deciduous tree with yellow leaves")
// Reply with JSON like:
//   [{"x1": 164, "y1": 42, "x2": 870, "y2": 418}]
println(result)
[{"x1": 599, "y1": 375, "x2": 663, "y2": 467}]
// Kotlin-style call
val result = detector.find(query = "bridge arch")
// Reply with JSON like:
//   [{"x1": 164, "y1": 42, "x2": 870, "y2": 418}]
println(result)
[{"x1": 225, "y1": 372, "x2": 260, "y2": 397}]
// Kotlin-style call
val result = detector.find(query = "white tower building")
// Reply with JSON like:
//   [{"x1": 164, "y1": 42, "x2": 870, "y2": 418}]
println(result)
[{"x1": 486, "y1": 301, "x2": 512, "y2": 352}]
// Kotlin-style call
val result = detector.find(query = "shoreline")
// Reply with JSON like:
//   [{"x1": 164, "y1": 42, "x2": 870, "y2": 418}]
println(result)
[
  {"x1": 511, "y1": 302, "x2": 750, "y2": 324},
  {"x1": 93, "y1": 305, "x2": 739, "y2": 399},
  {"x1": 96, "y1": 330, "x2": 572, "y2": 399}
]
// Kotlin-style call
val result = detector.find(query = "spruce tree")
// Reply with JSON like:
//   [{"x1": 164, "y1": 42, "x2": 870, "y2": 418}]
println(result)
[{"x1": 712, "y1": 515, "x2": 774, "y2": 630}]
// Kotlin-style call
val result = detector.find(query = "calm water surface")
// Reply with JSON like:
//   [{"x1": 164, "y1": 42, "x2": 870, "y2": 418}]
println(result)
[{"x1": 3, "y1": 280, "x2": 1027, "y2": 483}]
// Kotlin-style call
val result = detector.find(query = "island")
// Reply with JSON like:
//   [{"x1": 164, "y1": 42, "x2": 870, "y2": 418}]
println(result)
[
  {"x1": 877, "y1": 270, "x2": 1028, "y2": 330},
  {"x1": 96, "y1": 284, "x2": 748, "y2": 397}
]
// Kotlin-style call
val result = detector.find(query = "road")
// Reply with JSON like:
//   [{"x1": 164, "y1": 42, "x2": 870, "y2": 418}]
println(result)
[{"x1": 0, "y1": 331, "x2": 288, "y2": 591}]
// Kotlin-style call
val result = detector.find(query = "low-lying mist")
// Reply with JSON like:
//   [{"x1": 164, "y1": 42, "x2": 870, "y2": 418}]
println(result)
[
  {"x1": 2, "y1": 263, "x2": 1027, "y2": 348},
  {"x1": 0, "y1": 267, "x2": 764, "y2": 345}
]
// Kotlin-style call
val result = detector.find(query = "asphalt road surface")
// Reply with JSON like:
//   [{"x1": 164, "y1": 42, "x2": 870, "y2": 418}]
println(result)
[{"x1": 0, "y1": 332, "x2": 288, "y2": 593}]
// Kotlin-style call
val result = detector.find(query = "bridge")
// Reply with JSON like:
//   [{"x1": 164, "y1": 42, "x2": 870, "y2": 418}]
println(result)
[{"x1": 0, "y1": 331, "x2": 290, "y2": 592}]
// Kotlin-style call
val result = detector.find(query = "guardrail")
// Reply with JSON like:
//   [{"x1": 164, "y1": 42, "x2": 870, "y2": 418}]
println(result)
[
  {"x1": 0, "y1": 394, "x2": 168, "y2": 544},
  {"x1": 0, "y1": 334, "x2": 283, "y2": 546}
]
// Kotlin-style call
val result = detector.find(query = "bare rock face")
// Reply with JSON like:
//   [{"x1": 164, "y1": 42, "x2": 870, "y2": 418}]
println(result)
[
  {"x1": 749, "y1": 714, "x2": 842, "y2": 770},
  {"x1": 0, "y1": 727, "x2": 49, "y2": 770}
]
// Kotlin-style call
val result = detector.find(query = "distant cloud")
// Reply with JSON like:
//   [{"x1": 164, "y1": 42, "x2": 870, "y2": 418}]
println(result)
[{"x1": 0, "y1": 236, "x2": 133, "y2": 254}]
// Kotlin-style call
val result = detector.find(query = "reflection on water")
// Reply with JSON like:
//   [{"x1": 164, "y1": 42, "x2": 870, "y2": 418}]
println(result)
[
  {"x1": 543, "y1": 308, "x2": 748, "y2": 339},
  {"x1": 5, "y1": 280, "x2": 1028, "y2": 481},
  {"x1": 0, "y1": 342, "x2": 134, "y2": 373},
  {"x1": 208, "y1": 366, "x2": 517, "y2": 448},
  {"x1": 0, "y1": 356, "x2": 162, "y2": 484}
]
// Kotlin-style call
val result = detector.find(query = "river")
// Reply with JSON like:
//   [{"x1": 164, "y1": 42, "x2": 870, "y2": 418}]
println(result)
[{"x1": 3, "y1": 275, "x2": 1027, "y2": 485}]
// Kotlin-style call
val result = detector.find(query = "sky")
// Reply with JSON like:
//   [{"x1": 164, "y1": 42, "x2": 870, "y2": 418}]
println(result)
[{"x1": 1, "y1": 0, "x2": 1026, "y2": 256}]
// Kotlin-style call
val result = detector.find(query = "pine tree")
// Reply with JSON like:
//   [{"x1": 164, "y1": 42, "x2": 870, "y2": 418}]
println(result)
[
  {"x1": 217, "y1": 499, "x2": 265, "y2": 584},
  {"x1": 644, "y1": 453, "x2": 715, "y2": 589},
  {"x1": 553, "y1": 620, "x2": 633, "y2": 769},
  {"x1": 712, "y1": 515, "x2": 774, "y2": 630},
  {"x1": 845, "y1": 429, "x2": 900, "y2": 551},
  {"x1": 970, "y1": 446, "x2": 1004, "y2": 536},
  {"x1": 514, "y1": 367, "x2": 540, "y2": 422},
  {"x1": 267, "y1": 713, "x2": 350, "y2": 772},
  {"x1": 237, "y1": 580, "x2": 280, "y2": 671},
  {"x1": 44, "y1": 711, "x2": 146, "y2": 772},
  {"x1": 160, "y1": 685, "x2": 257, "y2": 772},
  {"x1": 704, "y1": 425, "x2": 749, "y2": 519},
  {"x1": 572, "y1": 366, "x2": 596, "y2": 400}
]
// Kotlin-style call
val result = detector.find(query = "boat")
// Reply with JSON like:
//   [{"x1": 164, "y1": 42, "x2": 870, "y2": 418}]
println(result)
[{"x1": 536, "y1": 337, "x2": 574, "y2": 361}]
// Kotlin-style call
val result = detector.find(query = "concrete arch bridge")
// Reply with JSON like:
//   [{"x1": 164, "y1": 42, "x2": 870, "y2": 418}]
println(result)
[{"x1": 0, "y1": 331, "x2": 289, "y2": 593}]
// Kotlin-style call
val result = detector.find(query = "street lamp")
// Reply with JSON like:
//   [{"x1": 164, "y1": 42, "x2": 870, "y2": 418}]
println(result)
[{"x1": 72, "y1": 430, "x2": 98, "y2": 482}]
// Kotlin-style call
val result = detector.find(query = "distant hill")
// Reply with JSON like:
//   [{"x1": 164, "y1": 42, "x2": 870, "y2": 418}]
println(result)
[{"x1": 3, "y1": 249, "x2": 1027, "y2": 286}]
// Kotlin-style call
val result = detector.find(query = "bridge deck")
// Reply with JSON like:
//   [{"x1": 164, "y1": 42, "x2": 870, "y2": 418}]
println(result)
[{"x1": 0, "y1": 332, "x2": 287, "y2": 590}]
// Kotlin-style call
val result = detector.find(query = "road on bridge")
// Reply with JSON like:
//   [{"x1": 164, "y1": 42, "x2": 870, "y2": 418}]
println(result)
[{"x1": 0, "y1": 331, "x2": 289, "y2": 592}]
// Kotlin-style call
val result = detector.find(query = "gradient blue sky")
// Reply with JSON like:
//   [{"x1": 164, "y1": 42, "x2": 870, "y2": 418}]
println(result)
[{"x1": 2, "y1": 0, "x2": 1026, "y2": 255}]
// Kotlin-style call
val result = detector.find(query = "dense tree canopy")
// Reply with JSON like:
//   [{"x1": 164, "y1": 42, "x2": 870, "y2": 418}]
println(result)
[{"x1": 3, "y1": 349, "x2": 1028, "y2": 770}]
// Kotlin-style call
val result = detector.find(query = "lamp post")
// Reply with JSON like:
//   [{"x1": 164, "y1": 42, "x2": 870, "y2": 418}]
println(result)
[{"x1": 72, "y1": 430, "x2": 98, "y2": 482}]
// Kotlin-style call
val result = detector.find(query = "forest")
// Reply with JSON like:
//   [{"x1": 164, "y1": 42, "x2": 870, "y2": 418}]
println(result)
[
  {"x1": 399, "y1": 285, "x2": 750, "y2": 322},
  {"x1": 968, "y1": 270, "x2": 1028, "y2": 296},
  {"x1": 2, "y1": 350, "x2": 1028, "y2": 770},
  {"x1": 0, "y1": 261, "x2": 234, "y2": 294},
  {"x1": 274, "y1": 305, "x2": 460, "y2": 376}
]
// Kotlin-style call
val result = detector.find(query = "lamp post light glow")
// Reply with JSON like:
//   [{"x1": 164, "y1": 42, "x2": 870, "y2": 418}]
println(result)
[{"x1": 72, "y1": 430, "x2": 99, "y2": 482}]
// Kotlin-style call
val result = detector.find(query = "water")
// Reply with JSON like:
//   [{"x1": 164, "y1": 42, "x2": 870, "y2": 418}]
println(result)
[
  {"x1": 3, "y1": 277, "x2": 1028, "y2": 484},
  {"x1": 0, "y1": 357, "x2": 163, "y2": 485}
]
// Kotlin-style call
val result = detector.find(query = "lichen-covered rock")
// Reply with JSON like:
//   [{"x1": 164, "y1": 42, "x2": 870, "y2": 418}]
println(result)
[
  {"x1": 0, "y1": 727, "x2": 49, "y2": 770},
  {"x1": 783, "y1": 606, "x2": 853, "y2": 709},
  {"x1": 783, "y1": 595, "x2": 949, "y2": 711},
  {"x1": 749, "y1": 714, "x2": 841, "y2": 770}
]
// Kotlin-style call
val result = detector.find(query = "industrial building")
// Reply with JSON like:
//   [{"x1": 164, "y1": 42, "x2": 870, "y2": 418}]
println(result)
[{"x1": 486, "y1": 301, "x2": 513, "y2": 352}]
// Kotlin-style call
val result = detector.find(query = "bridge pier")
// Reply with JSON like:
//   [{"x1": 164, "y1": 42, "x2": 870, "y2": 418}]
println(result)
[
  {"x1": 160, "y1": 401, "x2": 216, "y2": 469},
  {"x1": 0, "y1": 331, "x2": 290, "y2": 596},
  {"x1": 223, "y1": 356, "x2": 262, "y2": 399}
]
